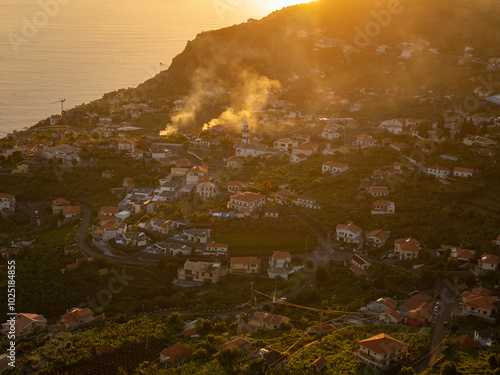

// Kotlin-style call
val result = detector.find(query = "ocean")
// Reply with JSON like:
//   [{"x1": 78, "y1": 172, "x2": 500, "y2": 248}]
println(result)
[{"x1": 0, "y1": 0, "x2": 306, "y2": 135}]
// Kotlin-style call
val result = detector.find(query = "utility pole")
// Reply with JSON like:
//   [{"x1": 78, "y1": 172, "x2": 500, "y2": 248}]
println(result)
[
  {"x1": 143, "y1": 304, "x2": 148, "y2": 350},
  {"x1": 319, "y1": 311, "x2": 324, "y2": 345},
  {"x1": 250, "y1": 282, "x2": 254, "y2": 308}
]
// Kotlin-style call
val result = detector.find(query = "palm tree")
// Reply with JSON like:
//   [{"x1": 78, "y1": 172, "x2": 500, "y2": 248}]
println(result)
[{"x1": 202, "y1": 263, "x2": 216, "y2": 282}]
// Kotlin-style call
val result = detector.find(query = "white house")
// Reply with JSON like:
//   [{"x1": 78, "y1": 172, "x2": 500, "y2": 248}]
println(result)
[
  {"x1": 154, "y1": 242, "x2": 191, "y2": 256},
  {"x1": 63, "y1": 206, "x2": 81, "y2": 219},
  {"x1": 425, "y1": 164, "x2": 451, "y2": 179},
  {"x1": 273, "y1": 138, "x2": 298, "y2": 152},
  {"x1": 366, "y1": 186, "x2": 389, "y2": 197},
  {"x1": 365, "y1": 229, "x2": 391, "y2": 248},
  {"x1": 379, "y1": 119, "x2": 405, "y2": 134},
  {"x1": 236, "y1": 142, "x2": 278, "y2": 158},
  {"x1": 201, "y1": 242, "x2": 228, "y2": 257},
  {"x1": 2, "y1": 313, "x2": 47, "y2": 338},
  {"x1": 291, "y1": 142, "x2": 320, "y2": 163},
  {"x1": 227, "y1": 181, "x2": 247, "y2": 194},
  {"x1": 394, "y1": 238, "x2": 421, "y2": 260},
  {"x1": 354, "y1": 334, "x2": 408, "y2": 371},
  {"x1": 117, "y1": 140, "x2": 136, "y2": 151},
  {"x1": 320, "y1": 126, "x2": 343, "y2": 140},
  {"x1": 350, "y1": 254, "x2": 371, "y2": 276},
  {"x1": 371, "y1": 200, "x2": 395, "y2": 215},
  {"x1": 453, "y1": 166, "x2": 474, "y2": 178},
  {"x1": 478, "y1": 254, "x2": 499, "y2": 273},
  {"x1": 269, "y1": 251, "x2": 292, "y2": 269},
  {"x1": 178, "y1": 260, "x2": 222, "y2": 284},
  {"x1": 147, "y1": 219, "x2": 172, "y2": 235},
  {"x1": 399, "y1": 50, "x2": 412, "y2": 59},
  {"x1": 196, "y1": 181, "x2": 219, "y2": 200},
  {"x1": 336, "y1": 223, "x2": 363, "y2": 244},
  {"x1": 183, "y1": 228, "x2": 212, "y2": 243},
  {"x1": 130, "y1": 148, "x2": 145, "y2": 160},
  {"x1": 42, "y1": 144, "x2": 80, "y2": 162},
  {"x1": 230, "y1": 257, "x2": 261, "y2": 274},
  {"x1": 226, "y1": 156, "x2": 245, "y2": 168},
  {"x1": 367, "y1": 297, "x2": 397, "y2": 314},
  {"x1": 322, "y1": 161, "x2": 349, "y2": 174},
  {"x1": 293, "y1": 195, "x2": 321, "y2": 209},
  {"x1": 376, "y1": 45, "x2": 388, "y2": 54},
  {"x1": 0, "y1": 193, "x2": 16, "y2": 212},
  {"x1": 355, "y1": 134, "x2": 379, "y2": 148},
  {"x1": 228, "y1": 192, "x2": 266, "y2": 214}
]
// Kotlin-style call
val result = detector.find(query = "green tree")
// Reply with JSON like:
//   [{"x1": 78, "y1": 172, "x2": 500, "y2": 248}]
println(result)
[
  {"x1": 166, "y1": 312, "x2": 184, "y2": 329},
  {"x1": 262, "y1": 179, "x2": 272, "y2": 193},
  {"x1": 400, "y1": 367, "x2": 416, "y2": 375},
  {"x1": 134, "y1": 361, "x2": 162, "y2": 374},
  {"x1": 419, "y1": 123, "x2": 429, "y2": 138},
  {"x1": 192, "y1": 347, "x2": 209, "y2": 360},
  {"x1": 441, "y1": 361, "x2": 457, "y2": 375},
  {"x1": 315, "y1": 265, "x2": 330, "y2": 287},
  {"x1": 489, "y1": 354, "x2": 498, "y2": 369}
]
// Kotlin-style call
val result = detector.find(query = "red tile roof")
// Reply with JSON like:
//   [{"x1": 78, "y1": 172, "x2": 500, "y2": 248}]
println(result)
[
  {"x1": 481, "y1": 254, "x2": 499, "y2": 264},
  {"x1": 323, "y1": 161, "x2": 348, "y2": 169},
  {"x1": 400, "y1": 294, "x2": 431, "y2": 311},
  {"x1": 350, "y1": 264, "x2": 367, "y2": 276},
  {"x1": 271, "y1": 251, "x2": 291, "y2": 260},
  {"x1": 221, "y1": 337, "x2": 250, "y2": 351},
  {"x1": 456, "y1": 335, "x2": 480, "y2": 348},
  {"x1": 52, "y1": 198, "x2": 70, "y2": 206},
  {"x1": 336, "y1": 223, "x2": 362, "y2": 234},
  {"x1": 231, "y1": 192, "x2": 265, "y2": 203},
  {"x1": 230, "y1": 257, "x2": 261, "y2": 266},
  {"x1": 395, "y1": 237, "x2": 421, "y2": 252},
  {"x1": 159, "y1": 343, "x2": 193, "y2": 365},
  {"x1": 358, "y1": 333, "x2": 407, "y2": 355},
  {"x1": 63, "y1": 206, "x2": 81, "y2": 216}
]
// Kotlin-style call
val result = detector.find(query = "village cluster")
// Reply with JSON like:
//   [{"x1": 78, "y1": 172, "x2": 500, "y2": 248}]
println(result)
[{"x1": 1, "y1": 22, "x2": 500, "y2": 372}]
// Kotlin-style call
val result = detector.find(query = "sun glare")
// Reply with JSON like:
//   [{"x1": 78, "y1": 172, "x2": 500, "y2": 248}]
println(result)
[{"x1": 260, "y1": 0, "x2": 314, "y2": 14}]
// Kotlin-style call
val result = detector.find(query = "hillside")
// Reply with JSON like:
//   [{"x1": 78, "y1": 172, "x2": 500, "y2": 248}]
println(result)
[{"x1": 130, "y1": 0, "x2": 500, "y2": 132}]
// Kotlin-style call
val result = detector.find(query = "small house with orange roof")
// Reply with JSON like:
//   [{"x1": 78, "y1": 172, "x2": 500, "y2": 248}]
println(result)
[{"x1": 354, "y1": 333, "x2": 408, "y2": 370}]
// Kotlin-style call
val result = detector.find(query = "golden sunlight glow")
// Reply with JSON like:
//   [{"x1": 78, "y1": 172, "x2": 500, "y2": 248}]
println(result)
[{"x1": 259, "y1": 0, "x2": 314, "y2": 14}]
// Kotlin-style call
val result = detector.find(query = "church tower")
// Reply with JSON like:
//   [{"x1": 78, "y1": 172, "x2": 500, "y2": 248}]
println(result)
[{"x1": 242, "y1": 120, "x2": 249, "y2": 143}]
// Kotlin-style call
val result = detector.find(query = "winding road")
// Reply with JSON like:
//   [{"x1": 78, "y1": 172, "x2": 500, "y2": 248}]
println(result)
[{"x1": 76, "y1": 205, "x2": 157, "y2": 266}]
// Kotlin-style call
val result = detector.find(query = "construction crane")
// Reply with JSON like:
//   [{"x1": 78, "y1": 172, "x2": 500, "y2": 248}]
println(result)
[{"x1": 50, "y1": 99, "x2": 66, "y2": 116}]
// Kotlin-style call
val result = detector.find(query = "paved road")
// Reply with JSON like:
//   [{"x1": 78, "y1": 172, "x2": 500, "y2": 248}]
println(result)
[
  {"x1": 414, "y1": 281, "x2": 455, "y2": 373},
  {"x1": 76, "y1": 205, "x2": 157, "y2": 266},
  {"x1": 21, "y1": 201, "x2": 46, "y2": 229},
  {"x1": 289, "y1": 207, "x2": 352, "y2": 263}
]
